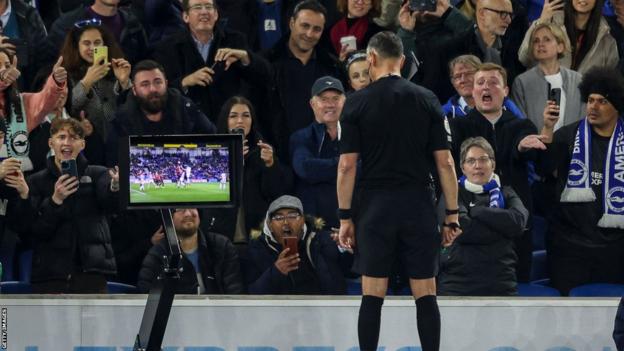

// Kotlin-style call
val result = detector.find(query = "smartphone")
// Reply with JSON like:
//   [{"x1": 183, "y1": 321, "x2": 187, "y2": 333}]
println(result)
[
  {"x1": 549, "y1": 88, "x2": 561, "y2": 116},
  {"x1": 340, "y1": 36, "x2": 357, "y2": 51},
  {"x1": 61, "y1": 159, "x2": 78, "y2": 178},
  {"x1": 210, "y1": 60, "x2": 226, "y2": 81},
  {"x1": 93, "y1": 46, "x2": 108, "y2": 65},
  {"x1": 282, "y1": 236, "x2": 299, "y2": 256},
  {"x1": 409, "y1": 0, "x2": 436, "y2": 12}
]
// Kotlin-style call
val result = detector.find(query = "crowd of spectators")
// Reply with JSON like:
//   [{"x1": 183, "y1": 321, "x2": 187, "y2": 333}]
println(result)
[{"x1": 0, "y1": 0, "x2": 622, "y2": 297}]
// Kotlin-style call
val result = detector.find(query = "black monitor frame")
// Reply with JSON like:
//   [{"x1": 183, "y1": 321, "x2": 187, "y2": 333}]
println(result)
[{"x1": 118, "y1": 134, "x2": 243, "y2": 210}]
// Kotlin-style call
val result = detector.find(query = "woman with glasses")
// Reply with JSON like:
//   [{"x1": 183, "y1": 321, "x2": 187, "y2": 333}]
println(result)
[
  {"x1": 518, "y1": 0, "x2": 618, "y2": 74},
  {"x1": 59, "y1": 24, "x2": 132, "y2": 149},
  {"x1": 437, "y1": 137, "x2": 528, "y2": 296},
  {"x1": 202, "y1": 96, "x2": 292, "y2": 244},
  {"x1": 512, "y1": 23, "x2": 584, "y2": 132},
  {"x1": 329, "y1": 0, "x2": 384, "y2": 61}
]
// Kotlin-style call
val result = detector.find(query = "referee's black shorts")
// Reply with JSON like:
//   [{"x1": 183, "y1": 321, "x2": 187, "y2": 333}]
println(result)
[{"x1": 352, "y1": 187, "x2": 440, "y2": 279}]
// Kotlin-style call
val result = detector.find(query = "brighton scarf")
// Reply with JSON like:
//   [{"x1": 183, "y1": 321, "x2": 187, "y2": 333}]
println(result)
[
  {"x1": 459, "y1": 173, "x2": 505, "y2": 208},
  {"x1": 561, "y1": 118, "x2": 624, "y2": 229}
]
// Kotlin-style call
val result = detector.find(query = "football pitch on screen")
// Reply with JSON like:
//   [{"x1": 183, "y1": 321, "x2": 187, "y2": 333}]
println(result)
[{"x1": 130, "y1": 182, "x2": 230, "y2": 203}]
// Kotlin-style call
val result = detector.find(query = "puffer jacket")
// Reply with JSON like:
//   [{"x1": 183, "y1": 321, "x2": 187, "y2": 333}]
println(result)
[{"x1": 27, "y1": 154, "x2": 118, "y2": 282}]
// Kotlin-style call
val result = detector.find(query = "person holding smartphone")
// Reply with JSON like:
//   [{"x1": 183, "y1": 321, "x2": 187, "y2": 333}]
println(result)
[
  {"x1": 26, "y1": 117, "x2": 120, "y2": 294},
  {"x1": 243, "y1": 195, "x2": 352, "y2": 294},
  {"x1": 329, "y1": 0, "x2": 384, "y2": 61},
  {"x1": 511, "y1": 22, "x2": 585, "y2": 133},
  {"x1": 59, "y1": 24, "x2": 132, "y2": 146}
]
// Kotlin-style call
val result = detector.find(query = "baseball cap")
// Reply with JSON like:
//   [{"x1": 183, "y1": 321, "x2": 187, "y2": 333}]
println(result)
[{"x1": 311, "y1": 76, "x2": 345, "y2": 97}]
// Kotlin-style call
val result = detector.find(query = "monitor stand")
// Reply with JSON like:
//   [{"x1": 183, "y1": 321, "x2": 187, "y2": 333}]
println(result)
[{"x1": 133, "y1": 209, "x2": 182, "y2": 351}]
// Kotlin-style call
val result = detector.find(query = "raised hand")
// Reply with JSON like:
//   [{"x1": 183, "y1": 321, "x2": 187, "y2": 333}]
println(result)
[
  {"x1": 539, "y1": 0, "x2": 564, "y2": 23},
  {"x1": 214, "y1": 48, "x2": 250, "y2": 70},
  {"x1": 181, "y1": 66, "x2": 215, "y2": 88},
  {"x1": 82, "y1": 59, "x2": 110, "y2": 90},
  {"x1": 111, "y1": 58, "x2": 131, "y2": 89},
  {"x1": 274, "y1": 247, "x2": 300, "y2": 275},
  {"x1": 52, "y1": 56, "x2": 68, "y2": 85},
  {"x1": 52, "y1": 174, "x2": 79, "y2": 205},
  {"x1": 4, "y1": 169, "x2": 29, "y2": 199},
  {"x1": 257, "y1": 140, "x2": 275, "y2": 167},
  {"x1": 0, "y1": 158, "x2": 21, "y2": 180},
  {"x1": 0, "y1": 55, "x2": 20, "y2": 86}
]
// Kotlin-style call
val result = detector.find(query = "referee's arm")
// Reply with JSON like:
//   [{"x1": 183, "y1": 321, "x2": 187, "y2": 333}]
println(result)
[
  {"x1": 434, "y1": 149, "x2": 461, "y2": 242},
  {"x1": 337, "y1": 153, "x2": 359, "y2": 247}
]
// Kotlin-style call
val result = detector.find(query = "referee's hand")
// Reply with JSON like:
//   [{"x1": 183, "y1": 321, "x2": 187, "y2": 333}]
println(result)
[
  {"x1": 338, "y1": 220, "x2": 356, "y2": 249},
  {"x1": 274, "y1": 248, "x2": 300, "y2": 275}
]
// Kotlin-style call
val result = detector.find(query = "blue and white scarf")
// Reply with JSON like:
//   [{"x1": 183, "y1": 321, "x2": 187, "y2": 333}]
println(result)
[
  {"x1": 459, "y1": 173, "x2": 505, "y2": 208},
  {"x1": 561, "y1": 118, "x2": 624, "y2": 229}
]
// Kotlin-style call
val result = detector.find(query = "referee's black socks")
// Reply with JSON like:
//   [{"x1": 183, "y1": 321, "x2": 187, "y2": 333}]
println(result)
[
  {"x1": 415, "y1": 295, "x2": 441, "y2": 351},
  {"x1": 358, "y1": 295, "x2": 384, "y2": 351}
]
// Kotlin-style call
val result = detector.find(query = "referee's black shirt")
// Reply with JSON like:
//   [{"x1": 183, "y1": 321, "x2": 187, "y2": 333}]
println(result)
[{"x1": 339, "y1": 75, "x2": 449, "y2": 190}]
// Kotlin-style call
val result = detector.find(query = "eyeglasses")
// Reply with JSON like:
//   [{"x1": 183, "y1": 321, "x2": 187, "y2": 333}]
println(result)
[
  {"x1": 482, "y1": 7, "x2": 514, "y2": 20},
  {"x1": 464, "y1": 156, "x2": 492, "y2": 166},
  {"x1": 271, "y1": 213, "x2": 302, "y2": 222},
  {"x1": 451, "y1": 71, "x2": 476, "y2": 82},
  {"x1": 187, "y1": 3, "x2": 216, "y2": 11},
  {"x1": 74, "y1": 18, "x2": 102, "y2": 28}
]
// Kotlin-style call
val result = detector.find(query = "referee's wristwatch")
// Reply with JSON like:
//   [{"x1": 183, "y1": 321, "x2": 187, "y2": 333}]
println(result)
[
  {"x1": 337, "y1": 208, "x2": 352, "y2": 220},
  {"x1": 445, "y1": 208, "x2": 459, "y2": 215}
]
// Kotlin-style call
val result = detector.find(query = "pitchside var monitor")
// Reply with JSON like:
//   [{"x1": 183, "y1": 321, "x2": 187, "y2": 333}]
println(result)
[{"x1": 119, "y1": 134, "x2": 243, "y2": 209}]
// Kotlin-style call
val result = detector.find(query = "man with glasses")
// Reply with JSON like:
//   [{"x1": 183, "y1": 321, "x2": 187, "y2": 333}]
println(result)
[
  {"x1": 243, "y1": 195, "x2": 351, "y2": 294},
  {"x1": 290, "y1": 76, "x2": 346, "y2": 229},
  {"x1": 449, "y1": 63, "x2": 542, "y2": 282},
  {"x1": 398, "y1": 0, "x2": 527, "y2": 98},
  {"x1": 152, "y1": 0, "x2": 270, "y2": 125},
  {"x1": 43, "y1": 0, "x2": 148, "y2": 65},
  {"x1": 27, "y1": 117, "x2": 120, "y2": 293},
  {"x1": 137, "y1": 207, "x2": 245, "y2": 294},
  {"x1": 443, "y1": 54, "x2": 523, "y2": 120}
]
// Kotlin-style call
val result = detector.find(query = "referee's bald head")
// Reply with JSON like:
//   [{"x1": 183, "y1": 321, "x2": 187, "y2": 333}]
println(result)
[{"x1": 366, "y1": 31, "x2": 403, "y2": 60}]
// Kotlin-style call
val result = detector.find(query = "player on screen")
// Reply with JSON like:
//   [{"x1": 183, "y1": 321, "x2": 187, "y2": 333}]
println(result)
[
  {"x1": 139, "y1": 170, "x2": 146, "y2": 192},
  {"x1": 175, "y1": 162, "x2": 184, "y2": 188},
  {"x1": 184, "y1": 165, "x2": 192, "y2": 188},
  {"x1": 220, "y1": 172, "x2": 227, "y2": 190}
]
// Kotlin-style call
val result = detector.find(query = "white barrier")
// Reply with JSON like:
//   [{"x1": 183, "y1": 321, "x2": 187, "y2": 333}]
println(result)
[{"x1": 0, "y1": 296, "x2": 620, "y2": 350}]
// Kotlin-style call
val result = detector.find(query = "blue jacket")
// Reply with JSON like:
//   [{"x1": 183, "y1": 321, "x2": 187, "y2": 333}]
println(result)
[
  {"x1": 442, "y1": 95, "x2": 525, "y2": 119},
  {"x1": 243, "y1": 222, "x2": 351, "y2": 295},
  {"x1": 289, "y1": 122, "x2": 339, "y2": 228}
]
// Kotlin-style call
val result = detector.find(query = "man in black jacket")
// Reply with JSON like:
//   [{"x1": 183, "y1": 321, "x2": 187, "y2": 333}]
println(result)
[
  {"x1": 27, "y1": 117, "x2": 120, "y2": 293},
  {"x1": 137, "y1": 207, "x2": 244, "y2": 294},
  {"x1": 449, "y1": 62, "x2": 542, "y2": 282},
  {"x1": 260, "y1": 0, "x2": 341, "y2": 159},
  {"x1": 105, "y1": 59, "x2": 216, "y2": 167},
  {"x1": 42, "y1": 0, "x2": 148, "y2": 66},
  {"x1": 151, "y1": 0, "x2": 270, "y2": 124},
  {"x1": 0, "y1": 0, "x2": 48, "y2": 90}
]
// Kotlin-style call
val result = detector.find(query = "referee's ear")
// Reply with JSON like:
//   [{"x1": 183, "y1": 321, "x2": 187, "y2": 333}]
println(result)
[{"x1": 399, "y1": 54, "x2": 405, "y2": 69}]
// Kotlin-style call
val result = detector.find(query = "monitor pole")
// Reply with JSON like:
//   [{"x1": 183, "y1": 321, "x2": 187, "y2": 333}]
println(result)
[{"x1": 133, "y1": 209, "x2": 182, "y2": 351}]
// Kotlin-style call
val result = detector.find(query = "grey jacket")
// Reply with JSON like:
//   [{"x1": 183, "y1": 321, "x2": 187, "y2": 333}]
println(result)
[
  {"x1": 511, "y1": 66, "x2": 585, "y2": 131},
  {"x1": 518, "y1": 14, "x2": 619, "y2": 74}
]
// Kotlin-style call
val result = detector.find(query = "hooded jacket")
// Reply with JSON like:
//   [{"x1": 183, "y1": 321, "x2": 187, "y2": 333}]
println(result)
[{"x1": 243, "y1": 216, "x2": 351, "y2": 294}]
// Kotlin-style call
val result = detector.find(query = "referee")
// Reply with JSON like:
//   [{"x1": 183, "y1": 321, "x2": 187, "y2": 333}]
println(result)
[{"x1": 337, "y1": 31, "x2": 461, "y2": 351}]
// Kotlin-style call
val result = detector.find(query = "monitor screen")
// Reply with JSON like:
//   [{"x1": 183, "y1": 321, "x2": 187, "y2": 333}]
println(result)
[{"x1": 119, "y1": 134, "x2": 243, "y2": 209}]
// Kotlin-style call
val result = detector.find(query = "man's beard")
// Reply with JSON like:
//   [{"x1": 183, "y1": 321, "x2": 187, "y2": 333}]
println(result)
[
  {"x1": 176, "y1": 224, "x2": 198, "y2": 238},
  {"x1": 136, "y1": 91, "x2": 168, "y2": 114}
]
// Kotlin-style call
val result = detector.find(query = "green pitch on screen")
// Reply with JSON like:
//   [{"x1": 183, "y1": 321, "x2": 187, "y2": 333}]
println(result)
[{"x1": 130, "y1": 182, "x2": 230, "y2": 203}]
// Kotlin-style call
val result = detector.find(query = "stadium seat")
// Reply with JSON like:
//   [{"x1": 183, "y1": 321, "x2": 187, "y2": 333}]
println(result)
[
  {"x1": 517, "y1": 283, "x2": 561, "y2": 297},
  {"x1": 568, "y1": 283, "x2": 624, "y2": 297},
  {"x1": 530, "y1": 250, "x2": 548, "y2": 282},
  {"x1": 0, "y1": 281, "x2": 32, "y2": 294},
  {"x1": 0, "y1": 245, "x2": 15, "y2": 281},
  {"x1": 107, "y1": 282, "x2": 138, "y2": 294},
  {"x1": 532, "y1": 216, "x2": 547, "y2": 251},
  {"x1": 18, "y1": 250, "x2": 32, "y2": 282}
]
